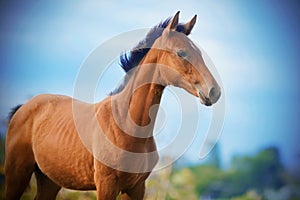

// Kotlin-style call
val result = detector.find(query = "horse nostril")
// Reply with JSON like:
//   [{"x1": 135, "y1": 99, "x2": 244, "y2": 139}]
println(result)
[
  {"x1": 209, "y1": 87, "x2": 221, "y2": 103},
  {"x1": 209, "y1": 87, "x2": 216, "y2": 98}
]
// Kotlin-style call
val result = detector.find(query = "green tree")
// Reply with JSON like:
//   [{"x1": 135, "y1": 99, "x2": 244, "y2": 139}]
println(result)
[
  {"x1": 231, "y1": 146, "x2": 284, "y2": 193},
  {"x1": 185, "y1": 146, "x2": 285, "y2": 198}
]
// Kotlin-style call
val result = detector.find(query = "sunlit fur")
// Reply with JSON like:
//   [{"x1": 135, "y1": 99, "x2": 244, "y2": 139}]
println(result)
[{"x1": 5, "y1": 11, "x2": 220, "y2": 200}]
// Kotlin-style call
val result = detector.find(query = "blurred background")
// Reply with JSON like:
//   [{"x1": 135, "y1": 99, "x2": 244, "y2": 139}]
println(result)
[{"x1": 0, "y1": 0, "x2": 300, "y2": 199}]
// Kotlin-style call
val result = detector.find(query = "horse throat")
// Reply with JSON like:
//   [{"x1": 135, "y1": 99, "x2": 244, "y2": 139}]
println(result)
[
  {"x1": 112, "y1": 55, "x2": 165, "y2": 136},
  {"x1": 128, "y1": 82, "x2": 164, "y2": 127}
]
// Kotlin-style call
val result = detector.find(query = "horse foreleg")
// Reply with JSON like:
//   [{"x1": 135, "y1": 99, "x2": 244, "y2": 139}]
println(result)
[
  {"x1": 94, "y1": 167, "x2": 120, "y2": 200},
  {"x1": 95, "y1": 177, "x2": 120, "y2": 200},
  {"x1": 121, "y1": 182, "x2": 145, "y2": 200}
]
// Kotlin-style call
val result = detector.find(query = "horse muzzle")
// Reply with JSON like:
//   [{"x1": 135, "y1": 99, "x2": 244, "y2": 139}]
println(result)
[{"x1": 199, "y1": 86, "x2": 221, "y2": 106}]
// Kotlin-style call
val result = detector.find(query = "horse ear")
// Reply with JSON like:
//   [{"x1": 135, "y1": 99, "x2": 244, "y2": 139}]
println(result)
[
  {"x1": 183, "y1": 14, "x2": 197, "y2": 35},
  {"x1": 166, "y1": 11, "x2": 180, "y2": 32}
]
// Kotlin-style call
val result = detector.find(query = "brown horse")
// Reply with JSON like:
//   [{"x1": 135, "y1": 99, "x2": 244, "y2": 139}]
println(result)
[{"x1": 5, "y1": 11, "x2": 221, "y2": 200}]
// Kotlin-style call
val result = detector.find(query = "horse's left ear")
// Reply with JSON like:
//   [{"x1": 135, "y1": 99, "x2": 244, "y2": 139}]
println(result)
[{"x1": 183, "y1": 15, "x2": 197, "y2": 35}]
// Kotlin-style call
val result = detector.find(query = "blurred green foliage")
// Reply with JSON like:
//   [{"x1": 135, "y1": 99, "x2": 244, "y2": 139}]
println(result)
[
  {"x1": 0, "y1": 132, "x2": 299, "y2": 200},
  {"x1": 163, "y1": 146, "x2": 299, "y2": 200}
]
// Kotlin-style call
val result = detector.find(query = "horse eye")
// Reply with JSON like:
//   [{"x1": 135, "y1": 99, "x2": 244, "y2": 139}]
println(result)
[{"x1": 177, "y1": 50, "x2": 187, "y2": 58}]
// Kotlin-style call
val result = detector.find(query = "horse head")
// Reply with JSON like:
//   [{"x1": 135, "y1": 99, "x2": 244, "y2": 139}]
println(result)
[{"x1": 153, "y1": 11, "x2": 221, "y2": 106}]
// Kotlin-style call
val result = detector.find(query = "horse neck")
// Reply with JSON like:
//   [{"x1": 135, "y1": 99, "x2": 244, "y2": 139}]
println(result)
[{"x1": 113, "y1": 50, "x2": 165, "y2": 133}]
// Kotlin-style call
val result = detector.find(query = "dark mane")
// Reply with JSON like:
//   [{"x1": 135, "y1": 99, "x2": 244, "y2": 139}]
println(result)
[
  {"x1": 110, "y1": 17, "x2": 187, "y2": 95},
  {"x1": 119, "y1": 17, "x2": 171, "y2": 73}
]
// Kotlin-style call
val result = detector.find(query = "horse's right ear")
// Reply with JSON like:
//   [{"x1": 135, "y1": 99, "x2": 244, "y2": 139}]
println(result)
[
  {"x1": 164, "y1": 11, "x2": 180, "y2": 36},
  {"x1": 168, "y1": 11, "x2": 180, "y2": 31}
]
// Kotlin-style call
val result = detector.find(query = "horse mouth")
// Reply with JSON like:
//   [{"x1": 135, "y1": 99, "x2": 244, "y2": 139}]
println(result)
[
  {"x1": 204, "y1": 100, "x2": 212, "y2": 106},
  {"x1": 198, "y1": 91, "x2": 212, "y2": 106}
]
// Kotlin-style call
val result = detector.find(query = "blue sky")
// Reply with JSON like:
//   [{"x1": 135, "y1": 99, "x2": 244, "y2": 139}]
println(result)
[{"x1": 1, "y1": 1, "x2": 300, "y2": 171}]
